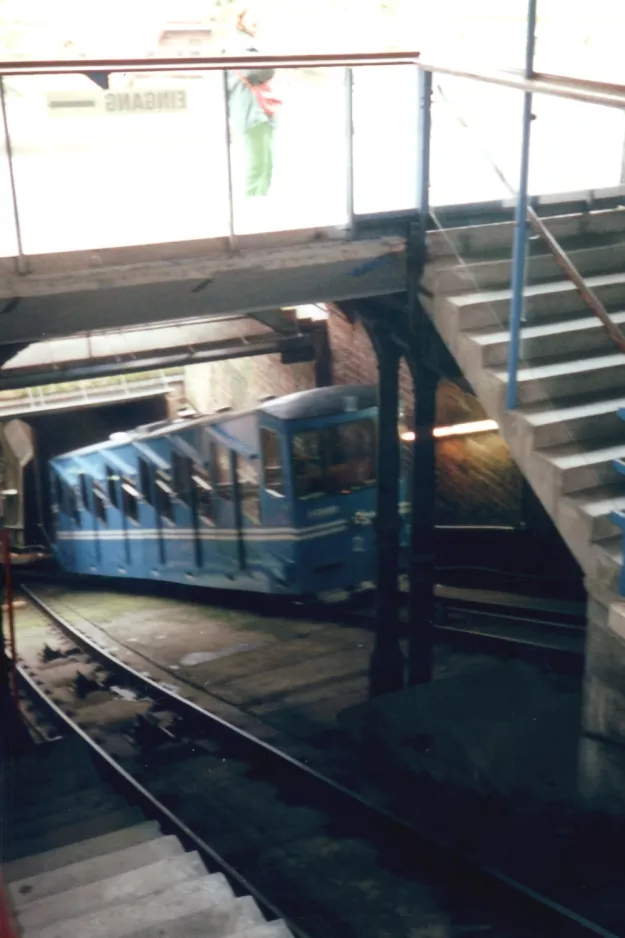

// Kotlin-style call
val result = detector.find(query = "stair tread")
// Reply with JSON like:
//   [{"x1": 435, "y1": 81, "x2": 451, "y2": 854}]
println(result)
[
  {"x1": 23, "y1": 873, "x2": 236, "y2": 938},
  {"x1": 539, "y1": 440, "x2": 625, "y2": 468},
  {"x1": 594, "y1": 535, "x2": 623, "y2": 561},
  {"x1": 468, "y1": 309, "x2": 625, "y2": 345},
  {"x1": 3, "y1": 821, "x2": 163, "y2": 883},
  {"x1": 494, "y1": 351, "x2": 625, "y2": 382},
  {"x1": 517, "y1": 395, "x2": 625, "y2": 426},
  {"x1": 452, "y1": 269, "x2": 625, "y2": 307},
  {"x1": 9, "y1": 836, "x2": 185, "y2": 908},
  {"x1": 565, "y1": 485, "x2": 625, "y2": 516},
  {"x1": 17, "y1": 853, "x2": 207, "y2": 932},
  {"x1": 122, "y1": 895, "x2": 268, "y2": 938}
]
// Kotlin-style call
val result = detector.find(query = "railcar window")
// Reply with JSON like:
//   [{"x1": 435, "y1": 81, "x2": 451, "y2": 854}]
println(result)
[
  {"x1": 156, "y1": 475, "x2": 176, "y2": 523},
  {"x1": 106, "y1": 467, "x2": 120, "y2": 510},
  {"x1": 93, "y1": 483, "x2": 107, "y2": 524},
  {"x1": 53, "y1": 475, "x2": 63, "y2": 511},
  {"x1": 192, "y1": 467, "x2": 214, "y2": 522},
  {"x1": 172, "y1": 452, "x2": 192, "y2": 504},
  {"x1": 139, "y1": 458, "x2": 153, "y2": 506},
  {"x1": 122, "y1": 480, "x2": 140, "y2": 524},
  {"x1": 292, "y1": 420, "x2": 377, "y2": 500},
  {"x1": 79, "y1": 474, "x2": 90, "y2": 512},
  {"x1": 260, "y1": 428, "x2": 284, "y2": 496},
  {"x1": 68, "y1": 487, "x2": 81, "y2": 525},
  {"x1": 237, "y1": 456, "x2": 260, "y2": 523},
  {"x1": 212, "y1": 442, "x2": 233, "y2": 501},
  {"x1": 292, "y1": 430, "x2": 326, "y2": 500},
  {"x1": 328, "y1": 419, "x2": 377, "y2": 494}
]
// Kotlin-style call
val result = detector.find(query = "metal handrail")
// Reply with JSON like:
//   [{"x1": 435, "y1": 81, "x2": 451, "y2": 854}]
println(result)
[
  {"x1": 2, "y1": 53, "x2": 625, "y2": 109},
  {"x1": 434, "y1": 82, "x2": 625, "y2": 358},
  {"x1": 526, "y1": 207, "x2": 625, "y2": 356},
  {"x1": 0, "y1": 51, "x2": 420, "y2": 74}
]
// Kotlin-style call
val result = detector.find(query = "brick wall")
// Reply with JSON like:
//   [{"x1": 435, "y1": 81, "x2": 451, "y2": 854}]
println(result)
[
  {"x1": 184, "y1": 317, "x2": 316, "y2": 414},
  {"x1": 184, "y1": 308, "x2": 492, "y2": 427}
]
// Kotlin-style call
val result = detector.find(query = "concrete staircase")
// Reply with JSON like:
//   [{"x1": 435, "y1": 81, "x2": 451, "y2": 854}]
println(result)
[
  {"x1": 422, "y1": 203, "x2": 625, "y2": 744},
  {"x1": 2, "y1": 738, "x2": 293, "y2": 938}
]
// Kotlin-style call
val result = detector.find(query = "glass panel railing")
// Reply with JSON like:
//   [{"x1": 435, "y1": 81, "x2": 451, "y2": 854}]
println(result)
[
  {"x1": 4, "y1": 70, "x2": 231, "y2": 254},
  {"x1": 229, "y1": 65, "x2": 350, "y2": 235},
  {"x1": 430, "y1": 76, "x2": 524, "y2": 207},
  {"x1": 529, "y1": 95, "x2": 625, "y2": 197},
  {"x1": 0, "y1": 81, "x2": 19, "y2": 258},
  {"x1": 352, "y1": 64, "x2": 418, "y2": 215},
  {"x1": 534, "y1": 1, "x2": 625, "y2": 84}
]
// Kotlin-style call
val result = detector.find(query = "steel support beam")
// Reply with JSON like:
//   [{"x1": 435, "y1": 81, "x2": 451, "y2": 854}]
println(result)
[
  {"x1": 368, "y1": 325, "x2": 404, "y2": 698},
  {"x1": 407, "y1": 364, "x2": 437, "y2": 685}
]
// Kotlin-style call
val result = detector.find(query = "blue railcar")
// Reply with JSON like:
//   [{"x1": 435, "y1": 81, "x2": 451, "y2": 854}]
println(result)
[{"x1": 49, "y1": 385, "x2": 402, "y2": 600}]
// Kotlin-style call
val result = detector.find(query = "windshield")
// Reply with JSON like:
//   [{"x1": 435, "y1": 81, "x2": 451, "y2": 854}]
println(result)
[{"x1": 292, "y1": 419, "x2": 376, "y2": 500}]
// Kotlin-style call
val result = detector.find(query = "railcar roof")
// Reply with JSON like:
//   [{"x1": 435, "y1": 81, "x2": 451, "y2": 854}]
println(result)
[
  {"x1": 52, "y1": 385, "x2": 378, "y2": 462},
  {"x1": 260, "y1": 385, "x2": 377, "y2": 420}
]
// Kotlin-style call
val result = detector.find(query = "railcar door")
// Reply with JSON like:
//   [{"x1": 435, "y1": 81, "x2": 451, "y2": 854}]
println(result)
[
  {"x1": 76, "y1": 471, "x2": 99, "y2": 574},
  {"x1": 234, "y1": 453, "x2": 261, "y2": 574},
  {"x1": 210, "y1": 440, "x2": 240, "y2": 577}
]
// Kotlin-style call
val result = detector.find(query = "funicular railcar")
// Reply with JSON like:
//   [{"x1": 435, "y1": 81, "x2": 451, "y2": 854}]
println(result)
[{"x1": 49, "y1": 385, "x2": 395, "y2": 600}]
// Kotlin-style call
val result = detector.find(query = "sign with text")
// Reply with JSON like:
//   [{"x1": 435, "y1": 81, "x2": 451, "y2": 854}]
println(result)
[{"x1": 47, "y1": 89, "x2": 188, "y2": 116}]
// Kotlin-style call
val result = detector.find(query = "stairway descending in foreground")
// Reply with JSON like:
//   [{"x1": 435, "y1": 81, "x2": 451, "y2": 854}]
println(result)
[
  {"x1": 422, "y1": 201, "x2": 625, "y2": 747},
  {"x1": 2, "y1": 738, "x2": 293, "y2": 938}
]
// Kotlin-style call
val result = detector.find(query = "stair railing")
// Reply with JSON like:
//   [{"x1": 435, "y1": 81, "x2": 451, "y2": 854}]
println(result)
[{"x1": 433, "y1": 82, "x2": 625, "y2": 399}]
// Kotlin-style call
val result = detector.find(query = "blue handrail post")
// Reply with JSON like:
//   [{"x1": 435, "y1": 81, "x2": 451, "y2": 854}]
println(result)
[
  {"x1": 416, "y1": 68, "x2": 432, "y2": 243},
  {"x1": 505, "y1": 0, "x2": 538, "y2": 411},
  {"x1": 345, "y1": 67, "x2": 355, "y2": 234}
]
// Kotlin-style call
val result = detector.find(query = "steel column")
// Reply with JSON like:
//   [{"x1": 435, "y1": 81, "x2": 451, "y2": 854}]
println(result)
[
  {"x1": 369, "y1": 328, "x2": 404, "y2": 698},
  {"x1": 222, "y1": 70, "x2": 237, "y2": 250},
  {"x1": 407, "y1": 365, "x2": 437, "y2": 685},
  {"x1": 345, "y1": 67, "x2": 355, "y2": 232},
  {"x1": 0, "y1": 78, "x2": 26, "y2": 273},
  {"x1": 416, "y1": 68, "x2": 433, "y2": 240},
  {"x1": 505, "y1": 0, "x2": 537, "y2": 410}
]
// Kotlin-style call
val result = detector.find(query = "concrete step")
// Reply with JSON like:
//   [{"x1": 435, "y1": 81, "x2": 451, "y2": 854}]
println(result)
[
  {"x1": 468, "y1": 309, "x2": 625, "y2": 368},
  {"x1": 127, "y1": 895, "x2": 267, "y2": 938},
  {"x1": 429, "y1": 242, "x2": 625, "y2": 295},
  {"x1": 515, "y1": 395, "x2": 625, "y2": 449},
  {"x1": 7, "y1": 791, "x2": 129, "y2": 846},
  {"x1": 557, "y1": 486, "x2": 625, "y2": 557},
  {"x1": 427, "y1": 207, "x2": 625, "y2": 261},
  {"x1": 3, "y1": 821, "x2": 165, "y2": 883},
  {"x1": 9, "y1": 836, "x2": 185, "y2": 908},
  {"x1": 493, "y1": 353, "x2": 625, "y2": 406},
  {"x1": 537, "y1": 440, "x2": 625, "y2": 502},
  {"x1": 590, "y1": 536, "x2": 623, "y2": 595},
  {"x1": 17, "y1": 853, "x2": 208, "y2": 932},
  {"x1": 24, "y1": 873, "x2": 236, "y2": 938},
  {"x1": 4, "y1": 808, "x2": 148, "y2": 865},
  {"x1": 229, "y1": 922, "x2": 294, "y2": 938},
  {"x1": 448, "y1": 271, "x2": 625, "y2": 330}
]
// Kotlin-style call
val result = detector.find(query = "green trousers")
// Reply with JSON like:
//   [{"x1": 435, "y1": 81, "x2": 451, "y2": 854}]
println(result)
[{"x1": 244, "y1": 121, "x2": 275, "y2": 197}]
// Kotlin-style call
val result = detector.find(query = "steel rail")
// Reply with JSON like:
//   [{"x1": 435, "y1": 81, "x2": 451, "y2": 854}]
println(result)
[
  {"x1": 15, "y1": 663, "x2": 307, "y2": 938},
  {"x1": 20, "y1": 584, "x2": 611, "y2": 937}
]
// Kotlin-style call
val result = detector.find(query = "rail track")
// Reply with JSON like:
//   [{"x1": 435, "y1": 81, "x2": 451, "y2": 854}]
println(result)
[{"x1": 13, "y1": 585, "x2": 613, "y2": 938}]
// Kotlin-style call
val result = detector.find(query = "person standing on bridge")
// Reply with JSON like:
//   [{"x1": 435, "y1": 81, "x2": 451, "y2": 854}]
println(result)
[{"x1": 226, "y1": 6, "x2": 281, "y2": 201}]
